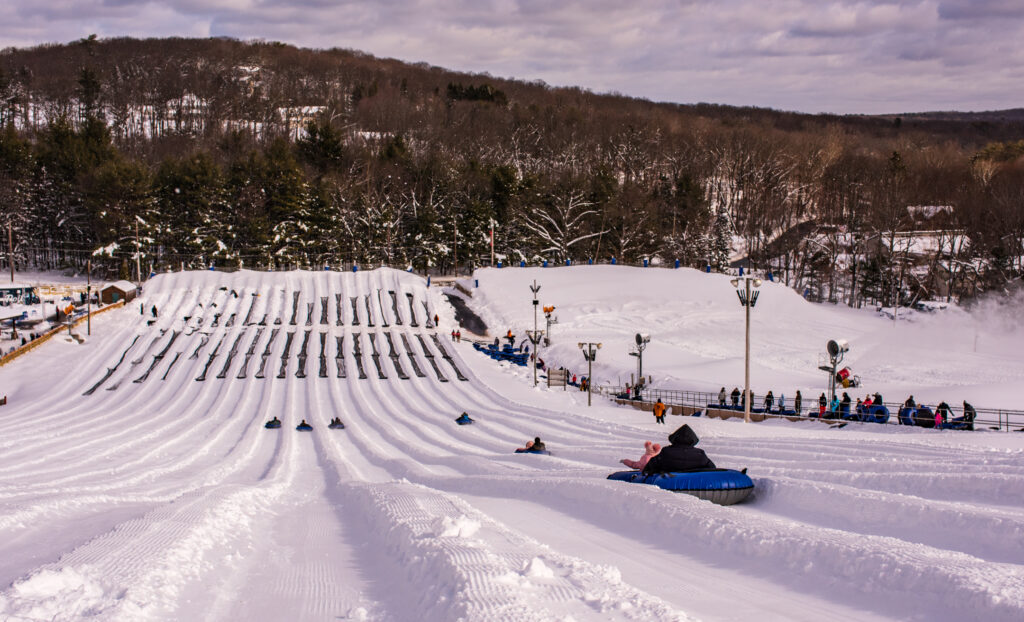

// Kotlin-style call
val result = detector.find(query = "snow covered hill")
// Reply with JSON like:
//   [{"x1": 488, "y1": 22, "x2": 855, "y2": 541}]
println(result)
[
  {"x1": 0, "y1": 267, "x2": 1022, "y2": 621},
  {"x1": 468, "y1": 265, "x2": 1024, "y2": 410}
]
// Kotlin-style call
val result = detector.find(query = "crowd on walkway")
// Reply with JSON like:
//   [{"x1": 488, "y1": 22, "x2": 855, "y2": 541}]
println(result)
[{"x1": 712, "y1": 386, "x2": 977, "y2": 428}]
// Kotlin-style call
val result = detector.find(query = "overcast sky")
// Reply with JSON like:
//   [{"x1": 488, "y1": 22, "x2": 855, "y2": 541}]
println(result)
[{"x1": 1, "y1": 0, "x2": 1021, "y2": 114}]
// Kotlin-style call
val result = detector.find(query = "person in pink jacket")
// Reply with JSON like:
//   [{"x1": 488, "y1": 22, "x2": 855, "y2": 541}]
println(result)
[{"x1": 620, "y1": 441, "x2": 661, "y2": 470}]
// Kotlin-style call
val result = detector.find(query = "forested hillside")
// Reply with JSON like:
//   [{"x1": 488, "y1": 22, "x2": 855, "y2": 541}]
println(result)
[{"x1": 1, "y1": 36, "x2": 1022, "y2": 306}]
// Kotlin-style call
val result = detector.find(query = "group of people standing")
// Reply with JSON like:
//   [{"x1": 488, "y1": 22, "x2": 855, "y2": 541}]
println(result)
[
  {"x1": 812, "y1": 391, "x2": 881, "y2": 418},
  {"x1": 719, "y1": 387, "x2": 802, "y2": 414},
  {"x1": 903, "y1": 395, "x2": 977, "y2": 429}
]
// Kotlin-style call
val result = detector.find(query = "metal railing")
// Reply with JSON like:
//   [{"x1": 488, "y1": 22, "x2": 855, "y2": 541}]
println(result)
[{"x1": 600, "y1": 385, "x2": 1024, "y2": 432}]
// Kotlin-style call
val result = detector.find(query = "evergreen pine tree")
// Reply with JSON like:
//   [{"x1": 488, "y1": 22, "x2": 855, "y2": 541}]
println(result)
[{"x1": 710, "y1": 208, "x2": 732, "y2": 272}]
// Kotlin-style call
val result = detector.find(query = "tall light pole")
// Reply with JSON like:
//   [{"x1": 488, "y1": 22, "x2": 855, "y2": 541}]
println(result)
[
  {"x1": 823, "y1": 339, "x2": 849, "y2": 406},
  {"x1": 630, "y1": 333, "x2": 650, "y2": 383},
  {"x1": 526, "y1": 329, "x2": 545, "y2": 386},
  {"x1": 731, "y1": 276, "x2": 762, "y2": 423},
  {"x1": 578, "y1": 342, "x2": 601, "y2": 406},
  {"x1": 530, "y1": 279, "x2": 541, "y2": 336},
  {"x1": 529, "y1": 280, "x2": 542, "y2": 386}
]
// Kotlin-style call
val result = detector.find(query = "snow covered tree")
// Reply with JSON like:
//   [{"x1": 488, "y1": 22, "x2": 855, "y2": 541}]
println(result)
[
  {"x1": 521, "y1": 182, "x2": 605, "y2": 261},
  {"x1": 709, "y1": 207, "x2": 733, "y2": 272},
  {"x1": 0, "y1": 125, "x2": 34, "y2": 268},
  {"x1": 153, "y1": 152, "x2": 234, "y2": 268}
]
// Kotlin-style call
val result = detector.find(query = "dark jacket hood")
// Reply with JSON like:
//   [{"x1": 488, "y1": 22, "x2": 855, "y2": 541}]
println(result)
[{"x1": 668, "y1": 424, "x2": 699, "y2": 447}]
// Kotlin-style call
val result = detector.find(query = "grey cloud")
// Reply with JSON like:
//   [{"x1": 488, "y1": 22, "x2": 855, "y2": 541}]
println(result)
[
  {"x1": 938, "y1": 0, "x2": 1024, "y2": 20},
  {"x1": 1, "y1": 0, "x2": 1023, "y2": 114}
]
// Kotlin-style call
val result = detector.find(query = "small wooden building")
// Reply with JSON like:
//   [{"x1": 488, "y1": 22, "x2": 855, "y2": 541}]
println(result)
[{"x1": 100, "y1": 280, "x2": 138, "y2": 304}]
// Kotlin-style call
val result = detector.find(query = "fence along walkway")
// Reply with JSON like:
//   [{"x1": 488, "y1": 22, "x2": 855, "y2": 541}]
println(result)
[{"x1": 599, "y1": 385, "x2": 1024, "y2": 432}]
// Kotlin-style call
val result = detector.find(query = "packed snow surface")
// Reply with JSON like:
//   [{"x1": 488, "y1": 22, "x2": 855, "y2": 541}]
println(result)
[{"x1": 0, "y1": 267, "x2": 1022, "y2": 622}]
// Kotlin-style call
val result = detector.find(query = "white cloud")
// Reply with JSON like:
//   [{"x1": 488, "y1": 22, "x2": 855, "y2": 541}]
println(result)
[{"x1": 0, "y1": 0, "x2": 1022, "y2": 114}]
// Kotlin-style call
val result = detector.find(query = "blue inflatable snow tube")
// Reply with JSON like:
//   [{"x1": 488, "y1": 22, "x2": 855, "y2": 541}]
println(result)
[
  {"x1": 264, "y1": 420, "x2": 282, "y2": 429},
  {"x1": 515, "y1": 448, "x2": 551, "y2": 455},
  {"x1": 455, "y1": 417, "x2": 474, "y2": 425},
  {"x1": 296, "y1": 423, "x2": 313, "y2": 431},
  {"x1": 328, "y1": 422, "x2": 346, "y2": 429},
  {"x1": 607, "y1": 469, "x2": 754, "y2": 505},
  {"x1": 862, "y1": 404, "x2": 890, "y2": 424},
  {"x1": 899, "y1": 406, "x2": 934, "y2": 428}
]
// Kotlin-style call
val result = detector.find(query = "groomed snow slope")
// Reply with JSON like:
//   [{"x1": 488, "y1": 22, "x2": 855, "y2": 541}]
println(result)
[
  {"x1": 469, "y1": 265, "x2": 1024, "y2": 410},
  {"x1": 0, "y1": 268, "x2": 1021, "y2": 622}
]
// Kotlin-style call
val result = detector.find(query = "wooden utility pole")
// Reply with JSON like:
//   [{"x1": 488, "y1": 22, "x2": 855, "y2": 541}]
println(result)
[
  {"x1": 87, "y1": 260, "x2": 91, "y2": 336},
  {"x1": 8, "y1": 221, "x2": 13, "y2": 283},
  {"x1": 134, "y1": 219, "x2": 142, "y2": 285},
  {"x1": 453, "y1": 220, "x2": 458, "y2": 277}
]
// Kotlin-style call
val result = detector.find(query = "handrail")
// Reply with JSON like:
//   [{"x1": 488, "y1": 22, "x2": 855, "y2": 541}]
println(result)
[{"x1": 601, "y1": 385, "x2": 1024, "y2": 432}]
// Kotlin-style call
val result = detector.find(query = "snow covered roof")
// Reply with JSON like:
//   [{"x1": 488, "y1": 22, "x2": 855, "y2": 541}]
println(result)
[
  {"x1": 101, "y1": 280, "x2": 137, "y2": 292},
  {"x1": 907, "y1": 205, "x2": 954, "y2": 219}
]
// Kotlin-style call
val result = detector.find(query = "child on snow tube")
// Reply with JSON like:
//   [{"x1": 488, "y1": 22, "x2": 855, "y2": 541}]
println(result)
[{"x1": 620, "y1": 441, "x2": 661, "y2": 470}]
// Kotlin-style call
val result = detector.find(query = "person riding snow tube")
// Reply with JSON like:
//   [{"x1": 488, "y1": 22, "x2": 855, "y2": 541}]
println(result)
[
  {"x1": 608, "y1": 424, "x2": 752, "y2": 504},
  {"x1": 455, "y1": 412, "x2": 474, "y2": 425},
  {"x1": 296, "y1": 419, "x2": 313, "y2": 431},
  {"x1": 265, "y1": 417, "x2": 282, "y2": 429},
  {"x1": 515, "y1": 437, "x2": 550, "y2": 455},
  {"x1": 607, "y1": 469, "x2": 754, "y2": 505},
  {"x1": 328, "y1": 417, "x2": 345, "y2": 429}
]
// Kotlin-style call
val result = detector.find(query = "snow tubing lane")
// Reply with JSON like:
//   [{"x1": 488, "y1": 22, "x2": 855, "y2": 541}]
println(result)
[
  {"x1": 607, "y1": 469, "x2": 754, "y2": 506},
  {"x1": 515, "y1": 448, "x2": 551, "y2": 455}
]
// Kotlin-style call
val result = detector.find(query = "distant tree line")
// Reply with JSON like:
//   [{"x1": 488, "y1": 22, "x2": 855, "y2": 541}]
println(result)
[{"x1": 0, "y1": 37, "x2": 1022, "y2": 304}]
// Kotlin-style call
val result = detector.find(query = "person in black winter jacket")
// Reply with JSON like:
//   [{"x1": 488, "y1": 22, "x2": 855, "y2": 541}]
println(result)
[
  {"x1": 962, "y1": 401, "x2": 976, "y2": 431},
  {"x1": 643, "y1": 424, "x2": 716, "y2": 474}
]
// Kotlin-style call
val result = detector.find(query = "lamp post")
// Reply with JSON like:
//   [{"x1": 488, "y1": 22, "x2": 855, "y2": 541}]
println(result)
[
  {"x1": 530, "y1": 280, "x2": 541, "y2": 332},
  {"x1": 578, "y1": 341, "x2": 601, "y2": 406},
  {"x1": 526, "y1": 329, "x2": 545, "y2": 386},
  {"x1": 529, "y1": 280, "x2": 542, "y2": 386},
  {"x1": 630, "y1": 333, "x2": 650, "y2": 383},
  {"x1": 731, "y1": 276, "x2": 762, "y2": 423}
]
